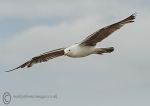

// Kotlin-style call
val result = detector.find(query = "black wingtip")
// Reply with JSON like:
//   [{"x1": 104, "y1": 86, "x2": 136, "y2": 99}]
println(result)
[
  {"x1": 5, "y1": 67, "x2": 20, "y2": 72},
  {"x1": 5, "y1": 70, "x2": 14, "y2": 72},
  {"x1": 120, "y1": 13, "x2": 137, "y2": 24},
  {"x1": 5, "y1": 69, "x2": 16, "y2": 72},
  {"x1": 131, "y1": 13, "x2": 137, "y2": 19}
]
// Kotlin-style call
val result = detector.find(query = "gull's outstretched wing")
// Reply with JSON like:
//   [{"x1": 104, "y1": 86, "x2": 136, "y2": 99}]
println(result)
[
  {"x1": 6, "y1": 48, "x2": 65, "y2": 72},
  {"x1": 80, "y1": 13, "x2": 136, "y2": 46}
]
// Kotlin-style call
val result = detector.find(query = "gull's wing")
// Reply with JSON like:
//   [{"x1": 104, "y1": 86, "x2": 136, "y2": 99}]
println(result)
[
  {"x1": 80, "y1": 13, "x2": 136, "y2": 46},
  {"x1": 6, "y1": 48, "x2": 65, "y2": 72}
]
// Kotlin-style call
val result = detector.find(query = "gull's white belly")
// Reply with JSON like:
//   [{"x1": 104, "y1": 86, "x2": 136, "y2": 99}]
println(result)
[{"x1": 67, "y1": 44, "x2": 95, "y2": 58}]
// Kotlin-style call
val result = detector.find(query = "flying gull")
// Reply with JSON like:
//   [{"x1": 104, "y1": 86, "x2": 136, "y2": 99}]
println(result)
[{"x1": 6, "y1": 13, "x2": 136, "y2": 72}]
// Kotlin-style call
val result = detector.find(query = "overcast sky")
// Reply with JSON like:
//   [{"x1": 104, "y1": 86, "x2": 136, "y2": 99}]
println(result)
[{"x1": 0, "y1": 0, "x2": 150, "y2": 106}]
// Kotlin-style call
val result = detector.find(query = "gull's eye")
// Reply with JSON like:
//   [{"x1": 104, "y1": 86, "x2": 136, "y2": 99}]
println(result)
[{"x1": 69, "y1": 49, "x2": 71, "y2": 52}]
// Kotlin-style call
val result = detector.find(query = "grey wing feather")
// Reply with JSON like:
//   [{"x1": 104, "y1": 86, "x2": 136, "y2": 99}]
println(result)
[
  {"x1": 80, "y1": 13, "x2": 136, "y2": 46},
  {"x1": 6, "y1": 48, "x2": 65, "y2": 72}
]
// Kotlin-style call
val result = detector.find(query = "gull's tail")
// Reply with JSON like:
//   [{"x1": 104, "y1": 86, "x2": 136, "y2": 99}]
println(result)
[{"x1": 95, "y1": 47, "x2": 114, "y2": 54}]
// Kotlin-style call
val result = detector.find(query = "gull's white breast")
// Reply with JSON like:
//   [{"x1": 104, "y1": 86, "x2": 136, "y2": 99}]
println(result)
[{"x1": 66, "y1": 44, "x2": 95, "y2": 58}]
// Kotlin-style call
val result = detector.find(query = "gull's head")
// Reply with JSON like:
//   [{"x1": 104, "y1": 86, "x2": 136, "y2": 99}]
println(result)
[
  {"x1": 64, "y1": 44, "x2": 78, "y2": 56},
  {"x1": 64, "y1": 47, "x2": 72, "y2": 56}
]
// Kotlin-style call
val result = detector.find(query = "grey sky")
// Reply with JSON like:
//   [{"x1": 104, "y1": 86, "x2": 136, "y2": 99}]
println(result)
[{"x1": 0, "y1": 0, "x2": 150, "y2": 106}]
